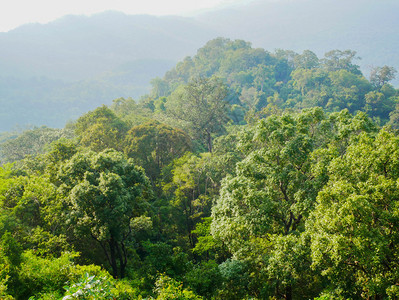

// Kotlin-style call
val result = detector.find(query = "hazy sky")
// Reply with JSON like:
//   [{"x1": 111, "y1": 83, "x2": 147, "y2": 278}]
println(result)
[{"x1": 1, "y1": 0, "x2": 252, "y2": 32}]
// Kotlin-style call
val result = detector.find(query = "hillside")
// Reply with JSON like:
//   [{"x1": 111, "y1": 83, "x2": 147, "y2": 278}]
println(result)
[
  {"x1": 196, "y1": 0, "x2": 399, "y2": 76},
  {"x1": 1, "y1": 35, "x2": 399, "y2": 299},
  {"x1": 0, "y1": 11, "x2": 218, "y2": 131},
  {"x1": 1, "y1": 0, "x2": 399, "y2": 131}
]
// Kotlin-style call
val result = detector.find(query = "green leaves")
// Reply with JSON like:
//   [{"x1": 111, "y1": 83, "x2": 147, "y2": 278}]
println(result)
[
  {"x1": 211, "y1": 109, "x2": 380, "y2": 298},
  {"x1": 153, "y1": 274, "x2": 203, "y2": 300},
  {"x1": 63, "y1": 273, "x2": 115, "y2": 300},
  {"x1": 58, "y1": 149, "x2": 151, "y2": 278},
  {"x1": 307, "y1": 129, "x2": 399, "y2": 297},
  {"x1": 124, "y1": 120, "x2": 191, "y2": 183},
  {"x1": 165, "y1": 77, "x2": 229, "y2": 152},
  {"x1": 75, "y1": 106, "x2": 128, "y2": 152}
]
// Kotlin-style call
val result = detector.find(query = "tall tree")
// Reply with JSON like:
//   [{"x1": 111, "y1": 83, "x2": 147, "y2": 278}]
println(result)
[
  {"x1": 74, "y1": 105, "x2": 128, "y2": 152},
  {"x1": 211, "y1": 108, "x2": 376, "y2": 299},
  {"x1": 322, "y1": 49, "x2": 361, "y2": 75},
  {"x1": 293, "y1": 50, "x2": 319, "y2": 70},
  {"x1": 165, "y1": 77, "x2": 229, "y2": 152},
  {"x1": 57, "y1": 149, "x2": 151, "y2": 278},
  {"x1": 307, "y1": 129, "x2": 399, "y2": 298},
  {"x1": 370, "y1": 65, "x2": 397, "y2": 89},
  {"x1": 124, "y1": 120, "x2": 191, "y2": 183}
]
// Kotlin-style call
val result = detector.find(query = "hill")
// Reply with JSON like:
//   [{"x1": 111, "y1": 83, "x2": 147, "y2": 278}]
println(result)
[
  {"x1": 0, "y1": 0, "x2": 399, "y2": 130},
  {"x1": 196, "y1": 0, "x2": 399, "y2": 76},
  {"x1": 0, "y1": 11, "x2": 218, "y2": 130}
]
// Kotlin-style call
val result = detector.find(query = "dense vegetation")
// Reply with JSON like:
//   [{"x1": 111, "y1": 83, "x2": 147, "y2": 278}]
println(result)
[
  {"x1": 1, "y1": 0, "x2": 399, "y2": 131},
  {"x1": 1, "y1": 38, "x2": 399, "y2": 299}
]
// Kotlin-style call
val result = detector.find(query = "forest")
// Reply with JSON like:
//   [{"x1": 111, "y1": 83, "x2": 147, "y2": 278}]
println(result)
[{"x1": 1, "y1": 38, "x2": 399, "y2": 299}]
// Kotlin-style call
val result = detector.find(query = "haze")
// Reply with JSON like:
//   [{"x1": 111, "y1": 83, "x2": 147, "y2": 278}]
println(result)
[{"x1": 1, "y1": 0, "x2": 250, "y2": 32}]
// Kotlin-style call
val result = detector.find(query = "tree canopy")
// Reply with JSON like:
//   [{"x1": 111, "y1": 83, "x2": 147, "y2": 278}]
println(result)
[{"x1": 1, "y1": 38, "x2": 399, "y2": 299}]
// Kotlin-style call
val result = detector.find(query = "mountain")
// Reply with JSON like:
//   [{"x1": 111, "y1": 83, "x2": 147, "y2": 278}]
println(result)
[
  {"x1": 0, "y1": 11, "x2": 219, "y2": 81},
  {"x1": 0, "y1": 0, "x2": 398, "y2": 131},
  {"x1": 0, "y1": 11, "x2": 221, "y2": 131}
]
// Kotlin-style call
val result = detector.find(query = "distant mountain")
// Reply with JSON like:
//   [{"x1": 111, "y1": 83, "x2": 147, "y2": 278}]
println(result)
[
  {"x1": 0, "y1": 11, "x2": 218, "y2": 80},
  {"x1": 0, "y1": 0, "x2": 398, "y2": 131},
  {"x1": 0, "y1": 11, "x2": 219, "y2": 131}
]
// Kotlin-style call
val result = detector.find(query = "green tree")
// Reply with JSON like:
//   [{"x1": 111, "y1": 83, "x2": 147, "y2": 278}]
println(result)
[
  {"x1": 322, "y1": 49, "x2": 361, "y2": 74},
  {"x1": 293, "y1": 50, "x2": 319, "y2": 70},
  {"x1": 57, "y1": 149, "x2": 151, "y2": 278},
  {"x1": 211, "y1": 108, "x2": 376, "y2": 299},
  {"x1": 307, "y1": 129, "x2": 399, "y2": 298},
  {"x1": 0, "y1": 232, "x2": 22, "y2": 297},
  {"x1": 124, "y1": 120, "x2": 191, "y2": 183},
  {"x1": 110, "y1": 97, "x2": 154, "y2": 127},
  {"x1": 370, "y1": 65, "x2": 397, "y2": 89},
  {"x1": 364, "y1": 90, "x2": 396, "y2": 121},
  {"x1": 74, "y1": 106, "x2": 128, "y2": 152},
  {"x1": 0, "y1": 126, "x2": 72, "y2": 163},
  {"x1": 326, "y1": 69, "x2": 372, "y2": 113},
  {"x1": 211, "y1": 109, "x2": 329, "y2": 298},
  {"x1": 165, "y1": 77, "x2": 229, "y2": 152},
  {"x1": 153, "y1": 274, "x2": 203, "y2": 300},
  {"x1": 163, "y1": 153, "x2": 217, "y2": 248},
  {"x1": 0, "y1": 169, "x2": 70, "y2": 259}
]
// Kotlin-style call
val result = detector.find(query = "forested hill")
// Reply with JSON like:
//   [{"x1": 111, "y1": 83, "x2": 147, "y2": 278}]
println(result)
[
  {"x1": 196, "y1": 0, "x2": 399, "y2": 74},
  {"x1": 1, "y1": 38, "x2": 399, "y2": 298},
  {"x1": 1, "y1": 0, "x2": 399, "y2": 131}
]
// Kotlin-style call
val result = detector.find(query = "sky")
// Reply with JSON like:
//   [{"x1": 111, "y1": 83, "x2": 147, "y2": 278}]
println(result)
[{"x1": 0, "y1": 0, "x2": 251, "y2": 32}]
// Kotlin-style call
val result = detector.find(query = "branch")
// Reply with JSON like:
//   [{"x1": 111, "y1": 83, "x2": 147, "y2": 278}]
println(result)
[{"x1": 90, "y1": 233, "x2": 112, "y2": 268}]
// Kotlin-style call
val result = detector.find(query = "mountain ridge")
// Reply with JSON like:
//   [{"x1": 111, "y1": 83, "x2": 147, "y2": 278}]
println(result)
[{"x1": 0, "y1": 0, "x2": 398, "y2": 131}]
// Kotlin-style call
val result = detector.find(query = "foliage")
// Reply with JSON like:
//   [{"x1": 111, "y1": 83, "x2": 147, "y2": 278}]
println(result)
[
  {"x1": 74, "y1": 106, "x2": 129, "y2": 152},
  {"x1": 153, "y1": 274, "x2": 203, "y2": 300},
  {"x1": 1, "y1": 37, "x2": 399, "y2": 300},
  {"x1": 211, "y1": 108, "x2": 377, "y2": 298},
  {"x1": 62, "y1": 273, "x2": 115, "y2": 300},
  {"x1": 370, "y1": 65, "x2": 397, "y2": 88},
  {"x1": 17, "y1": 250, "x2": 78, "y2": 299},
  {"x1": 124, "y1": 120, "x2": 191, "y2": 183},
  {"x1": 165, "y1": 77, "x2": 229, "y2": 152},
  {"x1": 0, "y1": 126, "x2": 73, "y2": 164},
  {"x1": 307, "y1": 129, "x2": 399, "y2": 298},
  {"x1": 57, "y1": 149, "x2": 151, "y2": 278},
  {"x1": 184, "y1": 260, "x2": 222, "y2": 299}
]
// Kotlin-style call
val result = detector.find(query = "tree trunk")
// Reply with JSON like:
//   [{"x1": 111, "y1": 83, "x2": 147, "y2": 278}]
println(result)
[
  {"x1": 285, "y1": 285, "x2": 292, "y2": 300},
  {"x1": 115, "y1": 242, "x2": 126, "y2": 279},
  {"x1": 206, "y1": 130, "x2": 212, "y2": 153},
  {"x1": 109, "y1": 238, "x2": 119, "y2": 278}
]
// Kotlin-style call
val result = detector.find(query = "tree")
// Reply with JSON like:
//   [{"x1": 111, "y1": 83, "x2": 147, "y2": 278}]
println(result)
[
  {"x1": 211, "y1": 109, "x2": 329, "y2": 298},
  {"x1": 326, "y1": 70, "x2": 372, "y2": 113},
  {"x1": 0, "y1": 126, "x2": 72, "y2": 163},
  {"x1": 57, "y1": 149, "x2": 151, "y2": 278},
  {"x1": 365, "y1": 90, "x2": 396, "y2": 121},
  {"x1": 165, "y1": 77, "x2": 229, "y2": 152},
  {"x1": 211, "y1": 108, "x2": 377, "y2": 299},
  {"x1": 370, "y1": 65, "x2": 397, "y2": 88},
  {"x1": 252, "y1": 64, "x2": 276, "y2": 95},
  {"x1": 212, "y1": 109, "x2": 328, "y2": 242},
  {"x1": 163, "y1": 152, "x2": 217, "y2": 248},
  {"x1": 153, "y1": 274, "x2": 203, "y2": 300},
  {"x1": 322, "y1": 49, "x2": 361, "y2": 75},
  {"x1": 74, "y1": 106, "x2": 128, "y2": 152},
  {"x1": 124, "y1": 120, "x2": 191, "y2": 183},
  {"x1": 110, "y1": 97, "x2": 154, "y2": 126},
  {"x1": 307, "y1": 129, "x2": 399, "y2": 298},
  {"x1": 293, "y1": 50, "x2": 319, "y2": 70}
]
